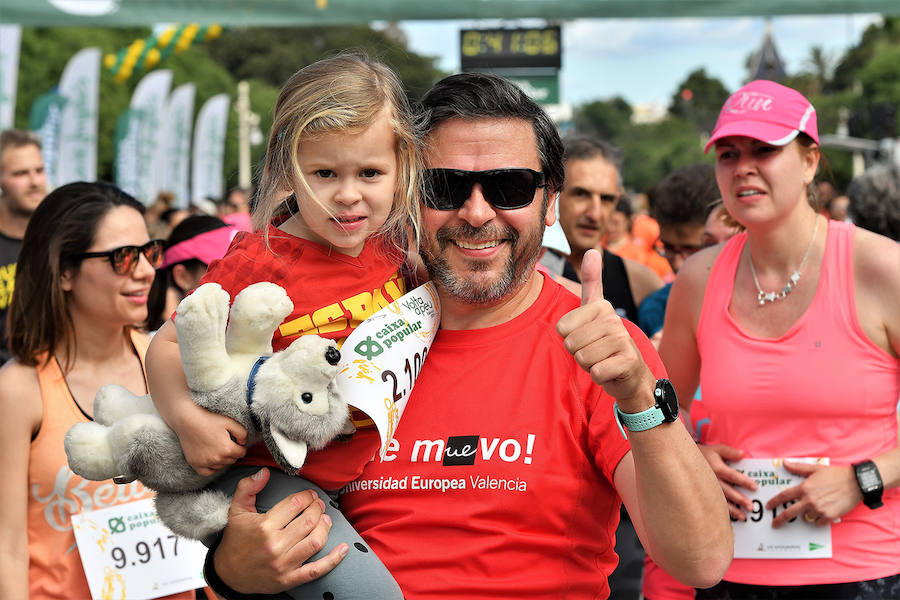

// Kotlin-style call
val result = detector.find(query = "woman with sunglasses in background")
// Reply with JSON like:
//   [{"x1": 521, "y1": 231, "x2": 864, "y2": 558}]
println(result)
[
  {"x1": 144, "y1": 214, "x2": 234, "y2": 332},
  {"x1": 0, "y1": 182, "x2": 196, "y2": 599},
  {"x1": 660, "y1": 81, "x2": 899, "y2": 598}
]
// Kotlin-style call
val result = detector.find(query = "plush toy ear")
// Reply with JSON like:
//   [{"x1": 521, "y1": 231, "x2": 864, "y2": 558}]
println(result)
[{"x1": 270, "y1": 428, "x2": 308, "y2": 469}]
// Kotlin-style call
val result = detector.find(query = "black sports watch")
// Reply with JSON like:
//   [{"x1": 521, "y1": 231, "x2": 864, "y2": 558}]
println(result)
[
  {"x1": 852, "y1": 460, "x2": 884, "y2": 509},
  {"x1": 614, "y1": 379, "x2": 679, "y2": 439}
]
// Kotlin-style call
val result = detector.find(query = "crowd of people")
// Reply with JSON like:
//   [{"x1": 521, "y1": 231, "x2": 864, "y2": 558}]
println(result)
[{"x1": 0, "y1": 52, "x2": 897, "y2": 600}]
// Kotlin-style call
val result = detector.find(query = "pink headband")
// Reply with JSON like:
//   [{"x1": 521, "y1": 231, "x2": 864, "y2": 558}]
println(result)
[
  {"x1": 705, "y1": 80, "x2": 818, "y2": 153},
  {"x1": 160, "y1": 226, "x2": 236, "y2": 269}
]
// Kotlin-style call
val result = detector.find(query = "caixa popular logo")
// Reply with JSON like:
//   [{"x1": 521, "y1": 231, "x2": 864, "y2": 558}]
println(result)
[{"x1": 107, "y1": 516, "x2": 126, "y2": 534}]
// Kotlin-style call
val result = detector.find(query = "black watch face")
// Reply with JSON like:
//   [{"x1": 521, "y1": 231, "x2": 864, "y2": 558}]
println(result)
[
  {"x1": 857, "y1": 466, "x2": 881, "y2": 492},
  {"x1": 655, "y1": 379, "x2": 679, "y2": 422}
]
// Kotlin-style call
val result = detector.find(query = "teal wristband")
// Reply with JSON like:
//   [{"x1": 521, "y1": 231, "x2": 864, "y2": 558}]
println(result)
[{"x1": 613, "y1": 379, "x2": 679, "y2": 440}]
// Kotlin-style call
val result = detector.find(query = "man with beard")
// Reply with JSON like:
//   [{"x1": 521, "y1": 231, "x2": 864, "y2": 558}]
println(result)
[
  {"x1": 0, "y1": 129, "x2": 47, "y2": 365},
  {"x1": 204, "y1": 73, "x2": 732, "y2": 600},
  {"x1": 548, "y1": 136, "x2": 663, "y2": 324}
]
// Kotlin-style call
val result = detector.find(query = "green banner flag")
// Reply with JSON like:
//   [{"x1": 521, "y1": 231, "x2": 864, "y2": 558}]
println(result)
[{"x1": 28, "y1": 90, "x2": 67, "y2": 187}]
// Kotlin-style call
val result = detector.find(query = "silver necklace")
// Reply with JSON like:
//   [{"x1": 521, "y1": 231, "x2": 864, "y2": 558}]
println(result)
[{"x1": 748, "y1": 215, "x2": 820, "y2": 305}]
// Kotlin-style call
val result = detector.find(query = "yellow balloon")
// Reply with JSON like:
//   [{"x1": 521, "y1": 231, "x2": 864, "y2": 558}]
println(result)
[
  {"x1": 183, "y1": 23, "x2": 199, "y2": 41},
  {"x1": 145, "y1": 48, "x2": 161, "y2": 67},
  {"x1": 158, "y1": 27, "x2": 176, "y2": 47},
  {"x1": 205, "y1": 24, "x2": 222, "y2": 40},
  {"x1": 104, "y1": 54, "x2": 117, "y2": 69}
]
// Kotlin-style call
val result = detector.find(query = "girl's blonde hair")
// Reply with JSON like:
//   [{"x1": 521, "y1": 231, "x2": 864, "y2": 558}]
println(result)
[{"x1": 254, "y1": 51, "x2": 421, "y2": 253}]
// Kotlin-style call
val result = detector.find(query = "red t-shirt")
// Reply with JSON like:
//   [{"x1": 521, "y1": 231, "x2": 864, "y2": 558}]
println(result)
[
  {"x1": 340, "y1": 275, "x2": 667, "y2": 599},
  {"x1": 200, "y1": 226, "x2": 406, "y2": 490}
]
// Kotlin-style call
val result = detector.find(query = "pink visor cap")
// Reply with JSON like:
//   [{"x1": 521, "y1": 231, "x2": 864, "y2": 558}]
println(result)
[
  {"x1": 160, "y1": 226, "x2": 236, "y2": 269},
  {"x1": 705, "y1": 80, "x2": 818, "y2": 153}
]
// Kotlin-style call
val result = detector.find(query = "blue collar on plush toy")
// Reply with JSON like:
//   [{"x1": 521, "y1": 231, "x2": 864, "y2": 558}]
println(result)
[{"x1": 245, "y1": 355, "x2": 270, "y2": 432}]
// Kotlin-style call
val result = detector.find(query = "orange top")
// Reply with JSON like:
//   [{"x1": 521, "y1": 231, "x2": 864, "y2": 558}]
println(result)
[
  {"x1": 27, "y1": 330, "x2": 194, "y2": 600},
  {"x1": 630, "y1": 214, "x2": 660, "y2": 252},
  {"x1": 610, "y1": 238, "x2": 673, "y2": 281}
]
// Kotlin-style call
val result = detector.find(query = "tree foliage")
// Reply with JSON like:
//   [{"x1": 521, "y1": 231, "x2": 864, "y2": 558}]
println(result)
[
  {"x1": 205, "y1": 25, "x2": 443, "y2": 101},
  {"x1": 574, "y1": 97, "x2": 632, "y2": 141},
  {"x1": 13, "y1": 24, "x2": 443, "y2": 194},
  {"x1": 831, "y1": 16, "x2": 900, "y2": 92},
  {"x1": 668, "y1": 68, "x2": 730, "y2": 135},
  {"x1": 570, "y1": 16, "x2": 900, "y2": 194},
  {"x1": 618, "y1": 116, "x2": 710, "y2": 195}
]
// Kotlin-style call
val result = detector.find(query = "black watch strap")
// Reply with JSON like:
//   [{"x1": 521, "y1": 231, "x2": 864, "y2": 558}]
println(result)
[{"x1": 852, "y1": 460, "x2": 884, "y2": 510}]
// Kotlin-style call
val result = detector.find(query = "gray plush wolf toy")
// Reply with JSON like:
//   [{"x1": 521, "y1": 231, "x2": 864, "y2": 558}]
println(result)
[{"x1": 64, "y1": 282, "x2": 349, "y2": 541}]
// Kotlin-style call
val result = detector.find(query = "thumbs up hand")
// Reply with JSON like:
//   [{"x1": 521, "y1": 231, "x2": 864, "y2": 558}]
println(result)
[
  {"x1": 579, "y1": 246, "x2": 605, "y2": 306},
  {"x1": 556, "y1": 249, "x2": 655, "y2": 411}
]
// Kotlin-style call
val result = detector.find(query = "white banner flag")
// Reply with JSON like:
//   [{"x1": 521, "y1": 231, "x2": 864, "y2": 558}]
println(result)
[
  {"x1": 113, "y1": 108, "x2": 142, "y2": 198},
  {"x1": 129, "y1": 69, "x2": 172, "y2": 204},
  {"x1": 164, "y1": 83, "x2": 195, "y2": 209},
  {"x1": 0, "y1": 24, "x2": 22, "y2": 130},
  {"x1": 56, "y1": 47, "x2": 100, "y2": 185},
  {"x1": 191, "y1": 93, "x2": 229, "y2": 206}
]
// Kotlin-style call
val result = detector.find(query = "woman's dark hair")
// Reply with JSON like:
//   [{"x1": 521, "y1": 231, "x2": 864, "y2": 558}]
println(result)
[
  {"x1": 8, "y1": 182, "x2": 145, "y2": 368},
  {"x1": 797, "y1": 133, "x2": 829, "y2": 211},
  {"x1": 144, "y1": 215, "x2": 228, "y2": 331}
]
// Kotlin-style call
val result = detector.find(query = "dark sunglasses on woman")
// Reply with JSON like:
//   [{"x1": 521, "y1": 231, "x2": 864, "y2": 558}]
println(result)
[
  {"x1": 71, "y1": 239, "x2": 165, "y2": 275},
  {"x1": 424, "y1": 168, "x2": 547, "y2": 211}
]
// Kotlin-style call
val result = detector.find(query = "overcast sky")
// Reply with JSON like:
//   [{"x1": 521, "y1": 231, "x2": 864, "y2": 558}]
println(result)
[{"x1": 398, "y1": 14, "x2": 882, "y2": 109}]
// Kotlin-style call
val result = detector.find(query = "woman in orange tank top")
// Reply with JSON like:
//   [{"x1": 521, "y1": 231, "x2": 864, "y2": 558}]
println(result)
[
  {"x1": 0, "y1": 182, "x2": 196, "y2": 599},
  {"x1": 660, "y1": 81, "x2": 899, "y2": 599}
]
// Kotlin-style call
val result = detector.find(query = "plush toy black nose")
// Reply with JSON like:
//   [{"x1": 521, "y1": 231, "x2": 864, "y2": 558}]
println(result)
[
  {"x1": 325, "y1": 346, "x2": 340, "y2": 365},
  {"x1": 301, "y1": 392, "x2": 313, "y2": 404}
]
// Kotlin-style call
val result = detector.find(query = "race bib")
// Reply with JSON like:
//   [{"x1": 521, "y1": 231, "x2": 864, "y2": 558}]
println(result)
[
  {"x1": 336, "y1": 282, "x2": 440, "y2": 456},
  {"x1": 71, "y1": 498, "x2": 207, "y2": 599},
  {"x1": 729, "y1": 457, "x2": 832, "y2": 559}
]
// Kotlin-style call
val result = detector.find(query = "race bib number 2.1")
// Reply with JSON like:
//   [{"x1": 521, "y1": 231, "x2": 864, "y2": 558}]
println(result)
[
  {"x1": 729, "y1": 457, "x2": 832, "y2": 559},
  {"x1": 71, "y1": 498, "x2": 207, "y2": 599},
  {"x1": 336, "y1": 282, "x2": 440, "y2": 457}
]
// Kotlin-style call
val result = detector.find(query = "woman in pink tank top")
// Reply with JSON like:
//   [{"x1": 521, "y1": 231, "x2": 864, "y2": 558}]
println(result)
[
  {"x1": 0, "y1": 182, "x2": 197, "y2": 599},
  {"x1": 659, "y1": 81, "x2": 900, "y2": 599}
]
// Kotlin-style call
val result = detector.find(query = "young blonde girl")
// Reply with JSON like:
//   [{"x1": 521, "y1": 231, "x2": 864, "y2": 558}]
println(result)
[{"x1": 147, "y1": 52, "x2": 421, "y2": 599}]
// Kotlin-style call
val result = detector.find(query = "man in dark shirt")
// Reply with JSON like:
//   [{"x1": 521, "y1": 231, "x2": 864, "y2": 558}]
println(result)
[
  {"x1": 0, "y1": 129, "x2": 47, "y2": 364},
  {"x1": 544, "y1": 136, "x2": 662, "y2": 323}
]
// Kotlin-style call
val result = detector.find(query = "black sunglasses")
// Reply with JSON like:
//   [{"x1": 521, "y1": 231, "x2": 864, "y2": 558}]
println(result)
[
  {"x1": 660, "y1": 239, "x2": 706, "y2": 259},
  {"x1": 71, "y1": 239, "x2": 165, "y2": 275},
  {"x1": 424, "y1": 168, "x2": 547, "y2": 211}
]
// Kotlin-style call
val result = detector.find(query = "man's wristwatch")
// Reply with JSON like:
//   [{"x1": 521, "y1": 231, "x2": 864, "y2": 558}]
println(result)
[
  {"x1": 613, "y1": 378, "x2": 679, "y2": 440},
  {"x1": 852, "y1": 460, "x2": 884, "y2": 509}
]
